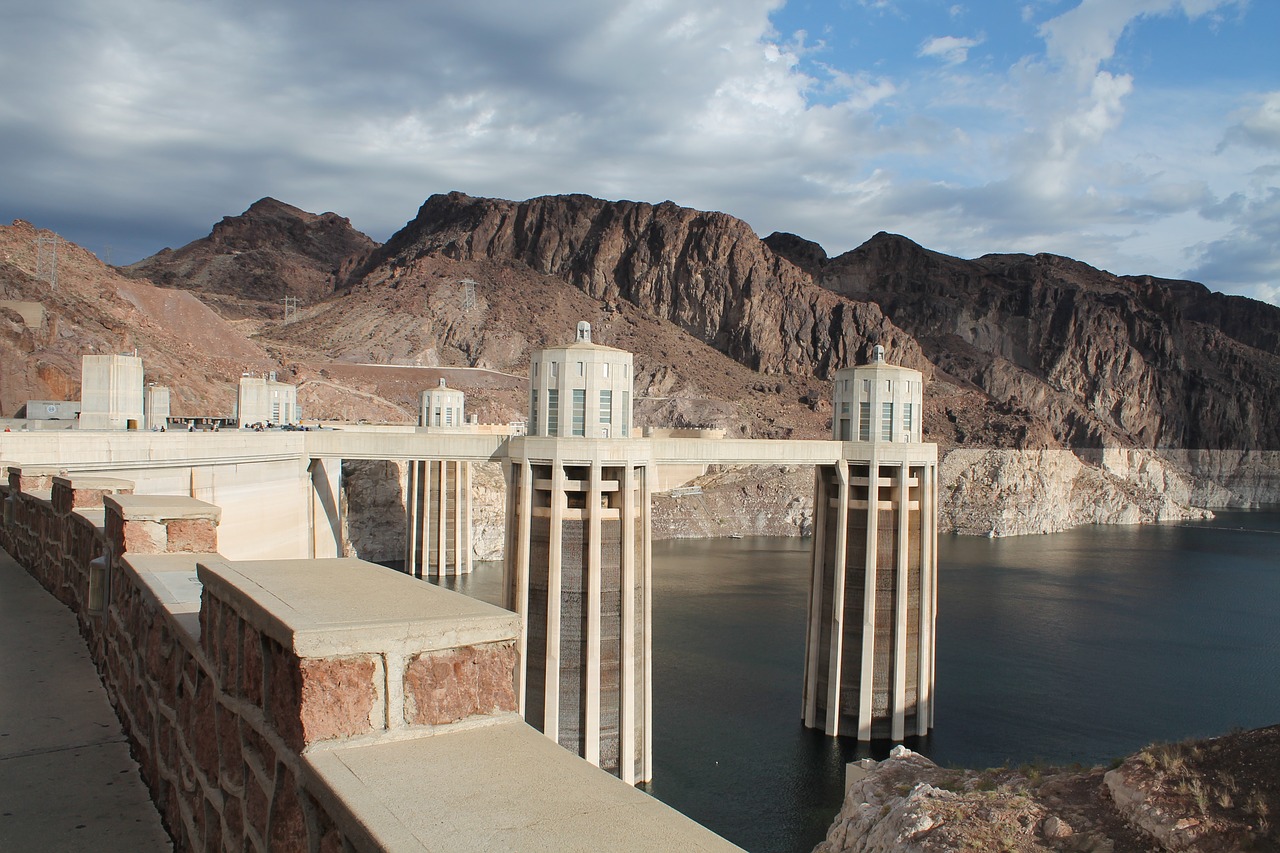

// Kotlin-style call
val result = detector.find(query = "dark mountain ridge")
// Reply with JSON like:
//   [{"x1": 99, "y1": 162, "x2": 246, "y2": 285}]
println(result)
[
  {"x1": 123, "y1": 192, "x2": 1280, "y2": 452},
  {"x1": 123, "y1": 198, "x2": 378, "y2": 312},
  {"x1": 794, "y1": 231, "x2": 1280, "y2": 450}
]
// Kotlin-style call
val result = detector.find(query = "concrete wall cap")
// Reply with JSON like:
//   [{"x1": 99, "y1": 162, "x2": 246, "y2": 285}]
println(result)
[
  {"x1": 11, "y1": 464, "x2": 66, "y2": 476},
  {"x1": 304, "y1": 718, "x2": 743, "y2": 852},
  {"x1": 105, "y1": 494, "x2": 223, "y2": 522},
  {"x1": 52, "y1": 474, "x2": 135, "y2": 491},
  {"x1": 196, "y1": 558, "x2": 520, "y2": 658}
]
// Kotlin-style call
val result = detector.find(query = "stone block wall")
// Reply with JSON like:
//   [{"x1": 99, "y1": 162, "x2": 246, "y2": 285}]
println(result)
[
  {"x1": 0, "y1": 475, "x2": 522, "y2": 852},
  {"x1": 0, "y1": 470, "x2": 131, "y2": 615}
]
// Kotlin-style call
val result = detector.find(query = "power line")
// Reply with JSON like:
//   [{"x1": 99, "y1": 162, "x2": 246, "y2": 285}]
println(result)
[{"x1": 35, "y1": 236, "x2": 58, "y2": 290}]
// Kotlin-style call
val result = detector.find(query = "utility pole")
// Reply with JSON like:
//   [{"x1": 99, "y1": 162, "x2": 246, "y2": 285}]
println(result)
[
  {"x1": 35, "y1": 236, "x2": 58, "y2": 290},
  {"x1": 460, "y1": 278, "x2": 477, "y2": 312},
  {"x1": 283, "y1": 295, "x2": 298, "y2": 323}
]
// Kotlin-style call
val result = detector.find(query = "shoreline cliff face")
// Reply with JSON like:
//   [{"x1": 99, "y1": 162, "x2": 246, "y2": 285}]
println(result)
[{"x1": 339, "y1": 448, "x2": 1280, "y2": 563}]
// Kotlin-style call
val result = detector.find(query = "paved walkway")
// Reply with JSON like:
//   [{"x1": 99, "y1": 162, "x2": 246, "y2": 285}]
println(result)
[{"x1": 0, "y1": 547, "x2": 171, "y2": 852}]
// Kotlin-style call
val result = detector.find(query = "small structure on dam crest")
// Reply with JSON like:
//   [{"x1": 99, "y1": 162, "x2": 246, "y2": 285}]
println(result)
[{"x1": 804, "y1": 345, "x2": 939, "y2": 741}]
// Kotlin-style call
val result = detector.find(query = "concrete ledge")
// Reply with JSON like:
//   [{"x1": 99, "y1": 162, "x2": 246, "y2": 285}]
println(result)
[
  {"x1": 197, "y1": 558, "x2": 520, "y2": 658},
  {"x1": 305, "y1": 718, "x2": 743, "y2": 852},
  {"x1": 105, "y1": 494, "x2": 223, "y2": 523},
  {"x1": 118, "y1": 552, "x2": 217, "y2": 645}
]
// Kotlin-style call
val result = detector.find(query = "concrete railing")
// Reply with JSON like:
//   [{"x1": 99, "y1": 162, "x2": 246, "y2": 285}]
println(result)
[{"x1": 0, "y1": 463, "x2": 740, "y2": 852}]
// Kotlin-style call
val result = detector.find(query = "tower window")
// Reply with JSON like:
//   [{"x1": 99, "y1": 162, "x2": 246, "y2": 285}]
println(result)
[
  {"x1": 859, "y1": 402, "x2": 871, "y2": 441},
  {"x1": 547, "y1": 389, "x2": 559, "y2": 434},
  {"x1": 882, "y1": 402, "x2": 893, "y2": 441},
  {"x1": 572, "y1": 389, "x2": 585, "y2": 436}
]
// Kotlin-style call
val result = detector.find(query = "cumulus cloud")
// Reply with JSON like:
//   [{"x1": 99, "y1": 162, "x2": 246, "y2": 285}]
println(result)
[
  {"x1": 0, "y1": 0, "x2": 1274, "y2": 304},
  {"x1": 1039, "y1": 0, "x2": 1246, "y2": 83},
  {"x1": 1219, "y1": 92, "x2": 1280, "y2": 151},
  {"x1": 917, "y1": 35, "x2": 983, "y2": 66},
  {"x1": 1186, "y1": 184, "x2": 1280, "y2": 305}
]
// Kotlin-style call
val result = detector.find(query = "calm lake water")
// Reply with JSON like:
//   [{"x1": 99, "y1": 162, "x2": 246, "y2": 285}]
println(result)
[{"x1": 431, "y1": 508, "x2": 1280, "y2": 853}]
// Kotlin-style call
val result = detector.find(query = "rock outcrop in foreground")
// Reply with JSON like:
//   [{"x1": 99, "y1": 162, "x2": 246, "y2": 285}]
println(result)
[{"x1": 816, "y1": 726, "x2": 1280, "y2": 852}]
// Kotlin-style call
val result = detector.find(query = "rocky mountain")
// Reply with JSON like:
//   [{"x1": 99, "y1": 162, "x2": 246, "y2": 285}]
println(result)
[
  {"x1": 764, "y1": 230, "x2": 1280, "y2": 451},
  {"x1": 7, "y1": 190, "x2": 1278, "y2": 544},
  {"x1": 122, "y1": 198, "x2": 378, "y2": 316},
  {"x1": 0, "y1": 219, "x2": 273, "y2": 415}
]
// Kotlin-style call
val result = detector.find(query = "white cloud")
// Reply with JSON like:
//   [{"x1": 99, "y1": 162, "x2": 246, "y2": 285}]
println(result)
[
  {"x1": 0, "y1": 0, "x2": 1274, "y2": 306},
  {"x1": 918, "y1": 35, "x2": 983, "y2": 66},
  {"x1": 1220, "y1": 92, "x2": 1280, "y2": 151}
]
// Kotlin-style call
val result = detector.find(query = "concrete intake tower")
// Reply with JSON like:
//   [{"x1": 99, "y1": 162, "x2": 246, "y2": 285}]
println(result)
[
  {"x1": 503, "y1": 322, "x2": 652, "y2": 784},
  {"x1": 803, "y1": 346, "x2": 939, "y2": 741}
]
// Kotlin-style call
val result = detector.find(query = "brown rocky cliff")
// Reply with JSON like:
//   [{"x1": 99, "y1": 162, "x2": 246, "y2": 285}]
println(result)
[
  {"x1": 0, "y1": 219, "x2": 272, "y2": 416},
  {"x1": 123, "y1": 197, "x2": 378, "y2": 308},
  {"x1": 362, "y1": 192, "x2": 929, "y2": 380},
  {"x1": 806, "y1": 232, "x2": 1280, "y2": 451}
]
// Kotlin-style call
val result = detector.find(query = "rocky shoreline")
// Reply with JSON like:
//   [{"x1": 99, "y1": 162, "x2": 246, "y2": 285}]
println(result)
[
  {"x1": 814, "y1": 725, "x2": 1280, "y2": 853},
  {"x1": 340, "y1": 450, "x2": 1280, "y2": 564}
]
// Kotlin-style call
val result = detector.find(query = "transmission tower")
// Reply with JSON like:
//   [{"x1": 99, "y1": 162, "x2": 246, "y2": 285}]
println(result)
[
  {"x1": 283, "y1": 296, "x2": 299, "y2": 323},
  {"x1": 460, "y1": 278, "x2": 477, "y2": 312},
  {"x1": 35, "y1": 236, "x2": 58, "y2": 290}
]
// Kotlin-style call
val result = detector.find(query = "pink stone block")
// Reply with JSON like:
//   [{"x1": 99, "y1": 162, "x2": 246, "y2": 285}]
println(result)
[
  {"x1": 299, "y1": 656, "x2": 378, "y2": 742},
  {"x1": 166, "y1": 518, "x2": 217, "y2": 553},
  {"x1": 403, "y1": 644, "x2": 517, "y2": 726},
  {"x1": 122, "y1": 519, "x2": 167, "y2": 554}
]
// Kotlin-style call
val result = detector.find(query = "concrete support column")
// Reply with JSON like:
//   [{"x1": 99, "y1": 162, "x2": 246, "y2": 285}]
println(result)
[
  {"x1": 891, "y1": 464, "x2": 909, "y2": 741},
  {"x1": 802, "y1": 465, "x2": 827, "y2": 728},
  {"x1": 455, "y1": 458, "x2": 465, "y2": 571},
  {"x1": 511, "y1": 461, "x2": 533, "y2": 711},
  {"x1": 855, "y1": 459, "x2": 879, "y2": 741},
  {"x1": 427, "y1": 458, "x2": 437, "y2": 571},
  {"x1": 543, "y1": 462, "x2": 565, "y2": 745},
  {"x1": 308, "y1": 457, "x2": 343, "y2": 560},
  {"x1": 404, "y1": 460, "x2": 420, "y2": 575},
  {"x1": 436, "y1": 460, "x2": 448, "y2": 578},
  {"x1": 620, "y1": 462, "x2": 637, "y2": 784},
  {"x1": 584, "y1": 463, "x2": 603, "y2": 767},
  {"x1": 917, "y1": 462, "x2": 935, "y2": 736},
  {"x1": 927, "y1": 461, "x2": 939, "y2": 731},
  {"x1": 640, "y1": 461, "x2": 653, "y2": 784},
  {"x1": 461, "y1": 461, "x2": 472, "y2": 574},
  {"x1": 823, "y1": 460, "x2": 850, "y2": 736}
]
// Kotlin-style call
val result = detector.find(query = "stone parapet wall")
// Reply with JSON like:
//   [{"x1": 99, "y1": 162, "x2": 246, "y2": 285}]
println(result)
[
  {"x1": 0, "y1": 478, "x2": 525, "y2": 852},
  {"x1": 0, "y1": 470, "x2": 131, "y2": 615},
  {"x1": 0, "y1": 456, "x2": 742, "y2": 852}
]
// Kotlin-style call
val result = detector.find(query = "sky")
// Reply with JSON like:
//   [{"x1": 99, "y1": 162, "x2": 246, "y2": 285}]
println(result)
[{"x1": 2, "y1": 0, "x2": 1278, "y2": 305}]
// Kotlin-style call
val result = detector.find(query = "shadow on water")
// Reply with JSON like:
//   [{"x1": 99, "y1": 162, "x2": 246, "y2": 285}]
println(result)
[{"x1": 396, "y1": 508, "x2": 1280, "y2": 853}]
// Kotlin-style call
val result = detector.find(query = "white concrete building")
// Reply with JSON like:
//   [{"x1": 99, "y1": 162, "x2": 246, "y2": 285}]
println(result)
[
  {"x1": 236, "y1": 373, "x2": 297, "y2": 427},
  {"x1": 831, "y1": 346, "x2": 923, "y2": 443},
  {"x1": 145, "y1": 384, "x2": 170, "y2": 431},
  {"x1": 79, "y1": 354, "x2": 144, "y2": 430},
  {"x1": 419, "y1": 379, "x2": 465, "y2": 429},
  {"x1": 25, "y1": 400, "x2": 81, "y2": 421},
  {"x1": 803, "y1": 345, "x2": 938, "y2": 742},
  {"x1": 528, "y1": 321, "x2": 632, "y2": 439}
]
